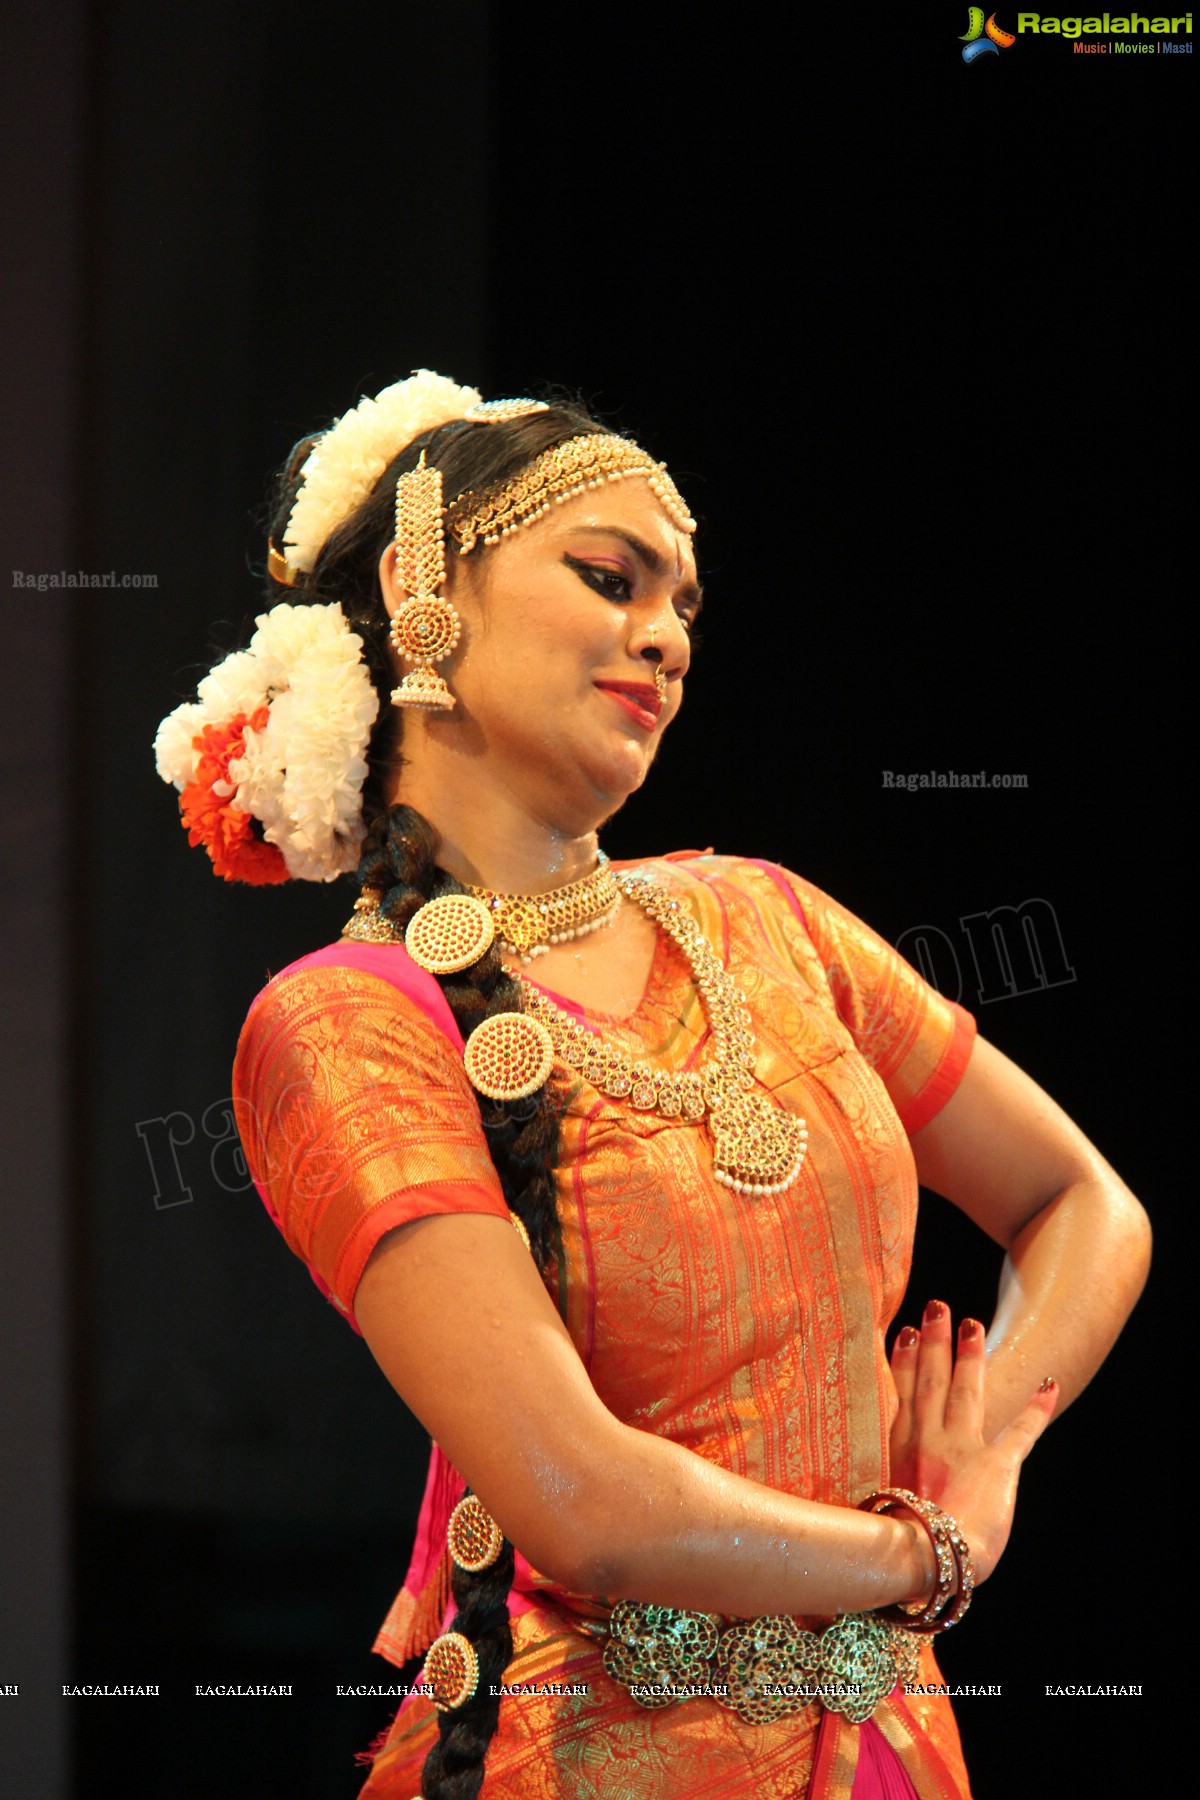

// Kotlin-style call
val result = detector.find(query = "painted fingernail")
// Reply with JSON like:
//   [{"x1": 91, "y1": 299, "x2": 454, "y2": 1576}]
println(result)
[
  {"x1": 959, "y1": 1318, "x2": 982, "y2": 1340},
  {"x1": 1039, "y1": 1375, "x2": 1056, "y2": 1393},
  {"x1": 924, "y1": 1300, "x2": 947, "y2": 1323},
  {"x1": 898, "y1": 1326, "x2": 920, "y2": 1350}
]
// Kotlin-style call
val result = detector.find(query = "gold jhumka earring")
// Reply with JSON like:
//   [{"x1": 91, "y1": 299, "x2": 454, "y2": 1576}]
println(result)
[{"x1": 389, "y1": 452, "x2": 461, "y2": 710}]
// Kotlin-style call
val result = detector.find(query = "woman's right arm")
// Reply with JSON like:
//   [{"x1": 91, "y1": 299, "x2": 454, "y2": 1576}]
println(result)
[{"x1": 355, "y1": 1212, "x2": 1056, "y2": 1620}]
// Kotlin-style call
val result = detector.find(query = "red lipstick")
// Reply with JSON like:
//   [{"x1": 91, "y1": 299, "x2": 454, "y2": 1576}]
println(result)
[{"x1": 594, "y1": 680, "x2": 662, "y2": 731}]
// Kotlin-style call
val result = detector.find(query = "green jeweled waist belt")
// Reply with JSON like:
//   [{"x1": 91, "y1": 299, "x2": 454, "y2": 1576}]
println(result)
[{"x1": 600, "y1": 1602, "x2": 922, "y2": 1727}]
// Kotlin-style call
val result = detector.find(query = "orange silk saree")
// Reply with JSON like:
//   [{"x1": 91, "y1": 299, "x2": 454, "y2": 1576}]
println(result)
[{"x1": 233, "y1": 855, "x2": 978, "y2": 1798}]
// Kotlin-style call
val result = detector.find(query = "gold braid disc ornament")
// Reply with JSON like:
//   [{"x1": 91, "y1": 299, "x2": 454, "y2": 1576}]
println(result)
[
  {"x1": 423, "y1": 1631, "x2": 479, "y2": 1712},
  {"x1": 447, "y1": 1494, "x2": 505, "y2": 1574},
  {"x1": 404, "y1": 894, "x2": 496, "y2": 974},
  {"x1": 463, "y1": 1012, "x2": 555, "y2": 1102}
]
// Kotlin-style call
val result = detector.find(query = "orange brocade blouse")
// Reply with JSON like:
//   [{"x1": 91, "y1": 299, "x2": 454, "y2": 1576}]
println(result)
[{"x1": 232, "y1": 855, "x2": 979, "y2": 1800}]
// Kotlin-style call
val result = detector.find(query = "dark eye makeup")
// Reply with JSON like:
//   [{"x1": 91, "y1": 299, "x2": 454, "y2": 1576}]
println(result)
[
  {"x1": 564, "y1": 555, "x2": 700, "y2": 641},
  {"x1": 563, "y1": 554, "x2": 633, "y2": 601}
]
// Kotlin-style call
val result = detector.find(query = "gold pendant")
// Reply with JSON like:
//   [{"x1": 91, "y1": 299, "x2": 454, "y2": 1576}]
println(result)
[{"x1": 708, "y1": 1092, "x2": 808, "y2": 1197}]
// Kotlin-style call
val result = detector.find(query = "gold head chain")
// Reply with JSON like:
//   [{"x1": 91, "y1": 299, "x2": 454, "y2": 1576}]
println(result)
[{"x1": 447, "y1": 434, "x2": 696, "y2": 553}]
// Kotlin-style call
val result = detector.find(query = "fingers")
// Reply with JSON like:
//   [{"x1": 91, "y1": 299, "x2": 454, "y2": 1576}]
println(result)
[
  {"x1": 890, "y1": 1324, "x2": 921, "y2": 1435},
  {"x1": 944, "y1": 1317, "x2": 986, "y2": 1430},
  {"x1": 912, "y1": 1300, "x2": 953, "y2": 1432},
  {"x1": 992, "y1": 1376, "x2": 1058, "y2": 1462}
]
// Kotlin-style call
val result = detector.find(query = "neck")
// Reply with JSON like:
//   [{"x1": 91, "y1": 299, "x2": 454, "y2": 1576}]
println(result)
[{"x1": 389, "y1": 755, "x2": 605, "y2": 893}]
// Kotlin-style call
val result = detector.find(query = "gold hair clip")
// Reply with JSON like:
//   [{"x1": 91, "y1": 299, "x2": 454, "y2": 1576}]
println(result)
[
  {"x1": 463, "y1": 399, "x2": 550, "y2": 423},
  {"x1": 267, "y1": 542, "x2": 297, "y2": 586}
]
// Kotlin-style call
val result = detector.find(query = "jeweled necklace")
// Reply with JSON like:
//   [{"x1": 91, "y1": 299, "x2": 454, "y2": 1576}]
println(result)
[
  {"x1": 343, "y1": 854, "x2": 621, "y2": 962},
  {"x1": 344, "y1": 866, "x2": 808, "y2": 1198},
  {"x1": 465, "y1": 851, "x2": 621, "y2": 961},
  {"x1": 516, "y1": 872, "x2": 808, "y2": 1198}
]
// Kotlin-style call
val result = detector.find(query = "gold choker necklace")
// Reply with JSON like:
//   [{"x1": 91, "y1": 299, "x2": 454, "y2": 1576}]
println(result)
[
  {"x1": 466, "y1": 852, "x2": 620, "y2": 961},
  {"x1": 344, "y1": 855, "x2": 621, "y2": 962}
]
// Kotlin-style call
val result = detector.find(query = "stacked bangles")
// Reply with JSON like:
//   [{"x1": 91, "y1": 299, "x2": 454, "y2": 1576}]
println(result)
[{"x1": 858, "y1": 1487, "x2": 975, "y2": 1632}]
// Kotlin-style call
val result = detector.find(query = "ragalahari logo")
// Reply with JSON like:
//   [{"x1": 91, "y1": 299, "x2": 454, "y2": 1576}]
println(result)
[{"x1": 961, "y1": 8, "x2": 1017, "y2": 59}]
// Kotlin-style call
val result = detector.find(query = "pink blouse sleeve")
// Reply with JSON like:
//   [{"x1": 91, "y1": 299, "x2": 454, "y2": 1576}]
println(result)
[{"x1": 232, "y1": 947, "x2": 508, "y2": 1328}]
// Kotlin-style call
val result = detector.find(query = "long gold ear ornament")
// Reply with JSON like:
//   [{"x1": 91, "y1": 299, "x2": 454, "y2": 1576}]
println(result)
[{"x1": 389, "y1": 453, "x2": 461, "y2": 711}]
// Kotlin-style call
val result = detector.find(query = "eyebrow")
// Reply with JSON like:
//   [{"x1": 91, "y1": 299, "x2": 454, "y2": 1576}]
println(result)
[{"x1": 569, "y1": 524, "x2": 705, "y2": 615}]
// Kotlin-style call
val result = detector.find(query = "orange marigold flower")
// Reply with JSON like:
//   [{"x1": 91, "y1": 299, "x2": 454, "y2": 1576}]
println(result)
[{"x1": 178, "y1": 706, "x2": 288, "y2": 885}]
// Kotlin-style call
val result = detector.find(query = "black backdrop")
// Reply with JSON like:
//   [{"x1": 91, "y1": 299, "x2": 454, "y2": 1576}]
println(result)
[{"x1": 2, "y1": 2, "x2": 1188, "y2": 1795}]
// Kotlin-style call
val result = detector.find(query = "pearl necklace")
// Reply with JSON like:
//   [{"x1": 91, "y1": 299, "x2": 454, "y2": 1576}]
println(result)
[{"x1": 516, "y1": 871, "x2": 808, "y2": 1198}]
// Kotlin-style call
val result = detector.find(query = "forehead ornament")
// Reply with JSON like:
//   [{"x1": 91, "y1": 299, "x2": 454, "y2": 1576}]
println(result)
[{"x1": 447, "y1": 434, "x2": 696, "y2": 554}]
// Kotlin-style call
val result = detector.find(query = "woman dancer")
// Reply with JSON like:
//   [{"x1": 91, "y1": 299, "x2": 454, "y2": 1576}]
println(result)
[{"x1": 156, "y1": 371, "x2": 1149, "y2": 1798}]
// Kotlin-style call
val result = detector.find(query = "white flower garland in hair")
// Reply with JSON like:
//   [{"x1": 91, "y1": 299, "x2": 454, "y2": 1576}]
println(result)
[
  {"x1": 154, "y1": 602, "x2": 379, "y2": 883},
  {"x1": 281, "y1": 368, "x2": 481, "y2": 575}
]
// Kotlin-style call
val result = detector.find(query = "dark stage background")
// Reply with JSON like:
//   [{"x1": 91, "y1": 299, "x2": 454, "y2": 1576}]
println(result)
[{"x1": 1, "y1": 3, "x2": 1187, "y2": 1796}]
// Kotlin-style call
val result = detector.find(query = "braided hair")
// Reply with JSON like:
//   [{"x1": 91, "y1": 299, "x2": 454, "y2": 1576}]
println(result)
[{"x1": 264, "y1": 399, "x2": 605, "y2": 1797}]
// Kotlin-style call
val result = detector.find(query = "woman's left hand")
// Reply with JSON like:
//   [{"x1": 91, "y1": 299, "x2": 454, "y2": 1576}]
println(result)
[{"x1": 887, "y1": 1298, "x2": 1057, "y2": 1585}]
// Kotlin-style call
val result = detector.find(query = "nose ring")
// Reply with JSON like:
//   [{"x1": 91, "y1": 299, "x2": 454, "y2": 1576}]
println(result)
[{"x1": 646, "y1": 623, "x2": 659, "y2": 645}]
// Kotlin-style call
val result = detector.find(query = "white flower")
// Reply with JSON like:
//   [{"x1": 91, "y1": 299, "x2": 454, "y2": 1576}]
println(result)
[
  {"x1": 282, "y1": 369, "x2": 480, "y2": 574},
  {"x1": 154, "y1": 601, "x2": 379, "y2": 882},
  {"x1": 153, "y1": 701, "x2": 207, "y2": 790}
]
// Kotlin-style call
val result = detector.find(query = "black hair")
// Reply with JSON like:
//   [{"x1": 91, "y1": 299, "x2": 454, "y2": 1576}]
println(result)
[{"x1": 264, "y1": 398, "x2": 605, "y2": 1798}]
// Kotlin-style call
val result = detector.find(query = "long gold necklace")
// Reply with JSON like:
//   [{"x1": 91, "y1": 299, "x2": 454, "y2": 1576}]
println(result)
[
  {"x1": 516, "y1": 872, "x2": 808, "y2": 1198},
  {"x1": 344, "y1": 866, "x2": 808, "y2": 1198}
]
